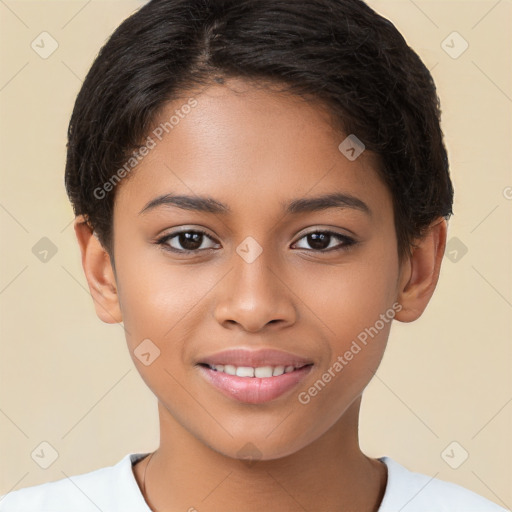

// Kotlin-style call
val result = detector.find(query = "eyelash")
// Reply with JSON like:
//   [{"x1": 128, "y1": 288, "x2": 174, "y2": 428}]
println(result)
[{"x1": 155, "y1": 229, "x2": 357, "y2": 255}]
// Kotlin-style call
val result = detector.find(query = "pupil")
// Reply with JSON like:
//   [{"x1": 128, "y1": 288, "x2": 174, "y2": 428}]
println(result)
[
  {"x1": 308, "y1": 233, "x2": 329, "y2": 250},
  {"x1": 180, "y1": 232, "x2": 202, "y2": 250}
]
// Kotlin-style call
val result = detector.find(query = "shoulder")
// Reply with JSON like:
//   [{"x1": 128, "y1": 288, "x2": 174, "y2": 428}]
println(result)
[
  {"x1": 0, "y1": 453, "x2": 150, "y2": 512},
  {"x1": 378, "y1": 456, "x2": 508, "y2": 512}
]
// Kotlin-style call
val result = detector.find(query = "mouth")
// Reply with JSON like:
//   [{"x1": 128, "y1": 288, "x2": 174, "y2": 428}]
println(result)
[{"x1": 196, "y1": 361, "x2": 314, "y2": 404}]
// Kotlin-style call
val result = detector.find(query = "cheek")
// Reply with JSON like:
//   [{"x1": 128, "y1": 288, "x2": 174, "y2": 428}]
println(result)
[
  {"x1": 114, "y1": 247, "x2": 214, "y2": 350},
  {"x1": 113, "y1": 255, "x2": 213, "y2": 399},
  {"x1": 293, "y1": 262, "x2": 397, "y2": 436},
  {"x1": 300, "y1": 255, "x2": 399, "y2": 348}
]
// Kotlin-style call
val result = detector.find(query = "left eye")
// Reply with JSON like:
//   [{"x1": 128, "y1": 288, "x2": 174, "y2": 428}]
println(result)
[{"x1": 292, "y1": 231, "x2": 356, "y2": 252}]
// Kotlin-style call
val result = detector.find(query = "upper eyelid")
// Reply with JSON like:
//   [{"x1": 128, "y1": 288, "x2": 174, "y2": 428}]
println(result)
[
  {"x1": 161, "y1": 227, "x2": 352, "y2": 239},
  {"x1": 294, "y1": 228, "x2": 354, "y2": 240},
  {"x1": 157, "y1": 229, "x2": 219, "y2": 249}
]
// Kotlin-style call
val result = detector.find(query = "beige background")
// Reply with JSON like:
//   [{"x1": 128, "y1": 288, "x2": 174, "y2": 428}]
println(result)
[{"x1": 0, "y1": 0, "x2": 510, "y2": 507}]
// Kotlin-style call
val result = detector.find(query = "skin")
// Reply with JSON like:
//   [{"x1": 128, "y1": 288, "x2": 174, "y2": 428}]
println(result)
[{"x1": 74, "y1": 78, "x2": 447, "y2": 512}]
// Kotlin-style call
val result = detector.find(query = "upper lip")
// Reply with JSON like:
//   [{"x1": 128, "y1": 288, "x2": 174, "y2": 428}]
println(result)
[{"x1": 198, "y1": 348, "x2": 313, "y2": 368}]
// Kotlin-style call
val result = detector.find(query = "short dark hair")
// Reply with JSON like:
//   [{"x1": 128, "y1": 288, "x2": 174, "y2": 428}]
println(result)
[{"x1": 64, "y1": 0, "x2": 453, "y2": 264}]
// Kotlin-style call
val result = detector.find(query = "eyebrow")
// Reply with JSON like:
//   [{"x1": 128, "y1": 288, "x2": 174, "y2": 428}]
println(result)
[{"x1": 138, "y1": 192, "x2": 371, "y2": 217}]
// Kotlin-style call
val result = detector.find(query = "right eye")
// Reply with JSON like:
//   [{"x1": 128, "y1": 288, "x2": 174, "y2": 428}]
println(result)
[{"x1": 155, "y1": 229, "x2": 221, "y2": 253}]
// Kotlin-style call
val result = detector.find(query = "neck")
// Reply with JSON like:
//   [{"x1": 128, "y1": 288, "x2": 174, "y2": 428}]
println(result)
[{"x1": 134, "y1": 397, "x2": 387, "y2": 512}]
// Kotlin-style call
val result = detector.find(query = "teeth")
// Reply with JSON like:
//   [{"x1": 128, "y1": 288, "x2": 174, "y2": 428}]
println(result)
[
  {"x1": 273, "y1": 366, "x2": 285, "y2": 376},
  {"x1": 209, "y1": 364, "x2": 301, "y2": 377},
  {"x1": 236, "y1": 366, "x2": 255, "y2": 377}
]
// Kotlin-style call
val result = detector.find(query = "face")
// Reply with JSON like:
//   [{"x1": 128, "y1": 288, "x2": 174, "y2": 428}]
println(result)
[{"x1": 109, "y1": 78, "x2": 404, "y2": 460}]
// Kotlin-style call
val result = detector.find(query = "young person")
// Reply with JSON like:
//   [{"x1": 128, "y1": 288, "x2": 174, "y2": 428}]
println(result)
[{"x1": 1, "y1": 0, "x2": 506, "y2": 510}]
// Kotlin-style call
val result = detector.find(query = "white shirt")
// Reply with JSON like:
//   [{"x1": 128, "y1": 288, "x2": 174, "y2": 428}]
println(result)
[{"x1": 0, "y1": 453, "x2": 507, "y2": 511}]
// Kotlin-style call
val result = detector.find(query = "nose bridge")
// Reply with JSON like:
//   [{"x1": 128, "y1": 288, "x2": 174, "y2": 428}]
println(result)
[
  {"x1": 234, "y1": 242, "x2": 277, "y2": 299},
  {"x1": 213, "y1": 238, "x2": 296, "y2": 331}
]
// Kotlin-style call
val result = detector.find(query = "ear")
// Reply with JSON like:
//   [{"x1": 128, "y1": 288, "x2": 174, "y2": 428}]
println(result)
[
  {"x1": 73, "y1": 215, "x2": 122, "y2": 324},
  {"x1": 394, "y1": 217, "x2": 448, "y2": 323}
]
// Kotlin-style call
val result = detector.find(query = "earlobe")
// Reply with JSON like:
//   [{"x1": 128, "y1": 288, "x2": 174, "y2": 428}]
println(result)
[
  {"x1": 73, "y1": 215, "x2": 122, "y2": 324},
  {"x1": 394, "y1": 218, "x2": 447, "y2": 323}
]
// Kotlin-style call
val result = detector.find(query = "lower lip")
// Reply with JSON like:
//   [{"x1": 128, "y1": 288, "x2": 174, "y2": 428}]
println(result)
[{"x1": 197, "y1": 365, "x2": 313, "y2": 404}]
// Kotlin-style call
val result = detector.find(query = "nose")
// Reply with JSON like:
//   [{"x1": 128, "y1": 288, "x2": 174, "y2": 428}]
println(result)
[{"x1": 213, "y1": 247, "x2": 297, "y2": 333}]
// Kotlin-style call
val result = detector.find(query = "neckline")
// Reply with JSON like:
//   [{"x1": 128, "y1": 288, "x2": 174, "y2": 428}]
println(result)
[{"x1": 128, "y1": 452, "x2": 393, "y2": 512}]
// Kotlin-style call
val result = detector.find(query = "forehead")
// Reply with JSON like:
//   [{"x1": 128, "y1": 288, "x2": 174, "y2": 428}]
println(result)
[{"x1": 114, "y1": 79, "x2": 391, "y2": 224}]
